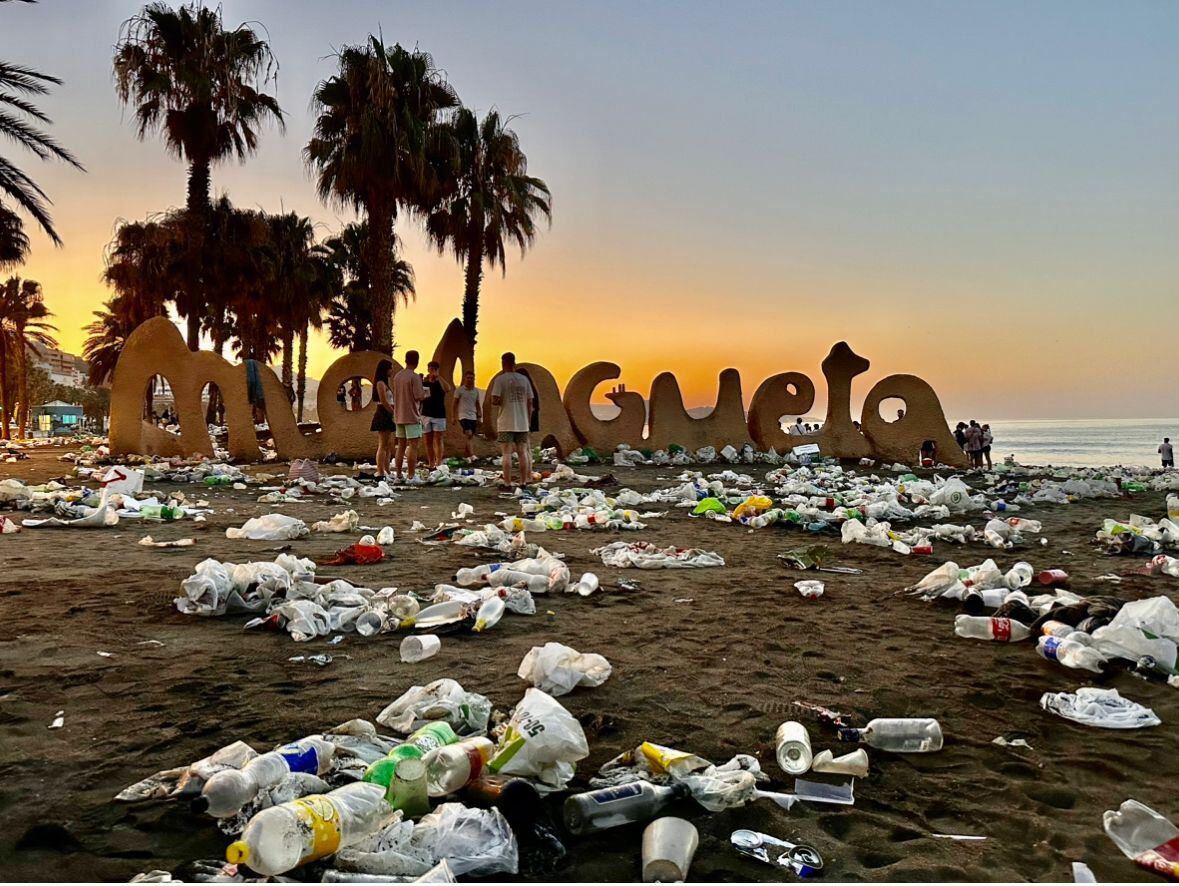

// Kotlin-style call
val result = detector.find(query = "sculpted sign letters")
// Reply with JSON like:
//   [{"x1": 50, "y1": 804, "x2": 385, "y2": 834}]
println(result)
[{"x1": 110, "y1": 316, "x2": 966, "y2": 468}]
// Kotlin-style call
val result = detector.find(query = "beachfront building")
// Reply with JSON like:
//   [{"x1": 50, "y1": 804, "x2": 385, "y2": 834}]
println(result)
[{"x1": 30, "y1": 400, "x2": 84, "y2": 436}]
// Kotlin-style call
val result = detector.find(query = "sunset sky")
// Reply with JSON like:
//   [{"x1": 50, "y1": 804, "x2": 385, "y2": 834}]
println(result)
[{"x1": 4, "y1": 1, "x2": 1177, "y2": 419}]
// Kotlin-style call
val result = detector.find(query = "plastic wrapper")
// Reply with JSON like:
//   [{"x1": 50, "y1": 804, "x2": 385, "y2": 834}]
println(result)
[
  {"x1": 487, "y1": 689, "x2": 589, "y2": 792},
  {"x1": 225, "y1": 514, "x2": 308, "y2": 540}
]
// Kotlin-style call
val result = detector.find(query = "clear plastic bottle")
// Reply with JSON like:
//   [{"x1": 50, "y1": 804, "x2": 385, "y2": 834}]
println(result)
[
  {"x1": 1037, "y1": 636, "x2": 1106, "y2": 673},
  {"x1": 197, "y1": 736, "x2": 335, "y2": 817},
  {"x1": 954, "y1": 615, "x2": 1031, "y2": 642},
  {"x1": 845, "y1": 718, "x2": 943, "y2": 752},
  {"x1": 423, "y1": 737, "x2": 494, "y2": 796},
  {"x1": 456, "y1": 564, "x2": 500, "y2": 586},
  {"x1": 1103, "y1": 799, "x2": 1179, "y2": 877},
  {"x1": 225, "y1": 782, "x2": 392, "y2": 875},
  {"x1": 487, "y1": 570, "x2": 549, "y2": 593},
  {"x1": 473, "y1": 596, "x2": 505, "y2": 632},
  {"x1": 563, "y1": 782, "x2": 689, "y2": 835},
  {"x1": 1040, "y1": 619, "x2": 1075, "y2": 638}
]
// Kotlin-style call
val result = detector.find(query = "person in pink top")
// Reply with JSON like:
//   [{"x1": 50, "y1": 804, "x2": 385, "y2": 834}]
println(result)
[{"x1": 392, "y1": 350, "x2": 428, "y2": 482}]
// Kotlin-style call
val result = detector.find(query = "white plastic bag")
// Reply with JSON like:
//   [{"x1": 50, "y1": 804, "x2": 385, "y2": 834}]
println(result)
[
  {"x1": 225, "y1": 514, "x2": 308, "y2": 540},
  {"x1": 517, "y1": 643, "x2": 612, "y2": 697},
  {"x1": 376, "y1": 679, "x2": 491, "y2": 735},
  {"x1": 487, "y1": 689, "x2": 589, "y2": 792}
]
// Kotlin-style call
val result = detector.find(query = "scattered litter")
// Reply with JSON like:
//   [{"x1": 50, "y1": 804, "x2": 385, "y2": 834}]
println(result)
[
  {"x1": 288, "y1": 653, "x2": 333, "y2": 666},
  {"x1": 139, "y1": 536, "x2": 195, "y2": 548},
  {"x1": 517, "y1": 642, "x2": 612, "y2": 697},
  {"x1": 49, "y1": 710, "x2": 64, "y2": 729},
  {"x1": 793, "y1": 580, "x2": 825, "y2": 600},
  {"x1": 1040, "y1": 688, "x2": 1161, "y2": 730}
]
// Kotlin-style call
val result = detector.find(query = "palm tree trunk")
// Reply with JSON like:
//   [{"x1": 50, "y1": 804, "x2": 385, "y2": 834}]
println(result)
[
  {"x1": 366, "y1": 206, "x2": 395, "y2": 354},
  {"x1": 15, "y1": 329, "x2": 27, "y2": 438},
  {"x1": 461, "y1": 233, "x2": 484, "y2": 345},
  {"x1": 296, "y1": 323, "x2": 309, "y2": 423},
  {"x1": 0, "y1": 331, "x2": 10, "y2": 439},
  {"x1": 185, "y1": 156, "x2": 212, "y2": 352},
  {"x1": 281, "y1": 330, "x2": 294, "y2": 389}
]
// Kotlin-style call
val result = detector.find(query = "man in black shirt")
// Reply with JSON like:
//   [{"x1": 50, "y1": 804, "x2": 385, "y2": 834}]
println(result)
[{"x1": 421, "y1": 360, "x2": 448, "y2": 469}]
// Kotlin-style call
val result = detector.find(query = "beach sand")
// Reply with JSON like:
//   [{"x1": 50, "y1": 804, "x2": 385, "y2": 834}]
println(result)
[{"x1": 0, "y1": 448, "x2": 1174, "y2": 882}]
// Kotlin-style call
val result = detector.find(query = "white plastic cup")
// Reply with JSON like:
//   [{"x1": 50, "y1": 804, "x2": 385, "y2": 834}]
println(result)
[
  {"x1": 401, "y1": 634, "x2": 441, "y2": 663},
  {"x1": 794, "y1": 580, "x2": 824, "y2": 600},
  {"x1": 355, "y1": 610, "x2": 386, "y2": 637},
  {"x1": 775, "y1": 720, "x2": 813, "y2": 775},
  {"x1": 641, "y1": 817, "x2": 698, "y2": 883}
]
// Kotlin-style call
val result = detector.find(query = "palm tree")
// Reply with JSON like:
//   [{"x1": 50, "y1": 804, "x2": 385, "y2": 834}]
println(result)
[
  {"x1": 305, "y1": 38, "x2": 456, "y2": 355},
  {"x1": 83, "y1": 297, "x2": 139, "y2": 386},
  {"x1": 1, "y1": 53, "x2": 84, "y2": 251},
  {"x1": 103, "y1": 213, "x2": 182, "y2": 322},
  {"x1": 0, "y1": 275, "x2": 56, "y2": 438},
  {"x1": 113, "y1": 2, "x2": 283, "y2": 349},
  {"x1": 323, "y1": 221, "x2": 415, "y2": 355},
  {"x1": 264, "y1": 212, "x2": 317, "y2": 390},
  {"x1": 426, "y1": 108, "x2": 551, "y2": 345}
]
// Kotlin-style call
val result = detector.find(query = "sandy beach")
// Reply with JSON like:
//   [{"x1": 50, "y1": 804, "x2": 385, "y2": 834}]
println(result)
[{"x1": 0, "y1": 447, "x2": 1175, "y2": 882}]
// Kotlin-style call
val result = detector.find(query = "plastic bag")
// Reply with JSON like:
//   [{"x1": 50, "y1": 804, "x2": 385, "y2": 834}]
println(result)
[
  {"x1": 410, "y1": 803, "x2": 518, "y2": 877},
  {"x1": 376, "y1": 679, "x2": 491, "y2": 735},
  {"x1": 487, "y1": 689, "x2": 589, "y2": 792},
  {"x1": 225, "y1": 514, "x2": 308, "y2": 540},
  {"x1": 312, "y1": 509, "x2": 360, "y2": 533},
  {"x1": 517, "y1": 643, "x2": 612, "y2": 697}
]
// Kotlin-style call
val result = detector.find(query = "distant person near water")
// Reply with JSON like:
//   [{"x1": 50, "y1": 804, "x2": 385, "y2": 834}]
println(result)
[
  {"x1": 421, "y1": 361, "x2": 448, "y2": 470},
  {"x1": 964, "y1": 420, "x2": 984, "y2": 468},
  {"x1": 370, "y1": 359, "x2": 395, "y2": 479},
  {"x1": 954, "y1": 422, "x2": 967, "y2": 453},
  {"x1": 453, "y1": 370, "x2": 482, "y2": 460},
  {"x1": 1161, "y1": 437, "x2": 1175, "y2": 469},
  {"x1": 489, "y1": 352, "x2": 534, "y2": 486},
  {"x1": 392, "y1": 350, "x2": 428, "y2": 483},
  {"x1": 981, "y1": 423, "x2": 994, "y2": 469}
]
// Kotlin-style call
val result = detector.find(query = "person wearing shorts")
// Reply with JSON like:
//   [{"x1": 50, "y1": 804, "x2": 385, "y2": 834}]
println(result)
[
  {"x1": 489, "y1": 352, "x2": 533, "y2": 486},
  {"x1": 421, "y1": 361, "x2": 448, "y2": 469},
  {"x1": 392, "y1": 350, "x2": 428, "y2": 482},
  {"x1": 453, "y1": 370, "x2": 482, "y2": 460}
]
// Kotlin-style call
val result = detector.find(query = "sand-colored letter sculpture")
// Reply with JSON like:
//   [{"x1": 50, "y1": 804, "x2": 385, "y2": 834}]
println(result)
[{"x1": 110, "y1": 317, "x2": 967, "y2": 467}]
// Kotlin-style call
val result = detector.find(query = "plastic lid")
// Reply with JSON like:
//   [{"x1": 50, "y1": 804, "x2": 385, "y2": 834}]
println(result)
[{"x1": 225, "y1": 841, "x2": 250, "y2": 864}]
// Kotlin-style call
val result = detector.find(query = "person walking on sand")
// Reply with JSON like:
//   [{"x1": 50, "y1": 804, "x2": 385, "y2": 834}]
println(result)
[
  {"x1": 453, "y1": 370, "x2": 482, "y2": 461},
  {"x1": 421, "y1": 361, "x2": 448, "y2": 470},
  {"x1": 1161, "y1": 437, "x2": 1175, "y2": 469},
  {"x1": 370, "y1": 359, "x2": 396, "y2": 479},
  {"x1": 489, "y1": 352, "x2": 533, "y2": 486},
  {"x1": 392, "y1": 350, "x2": 428, "y2": 483}
]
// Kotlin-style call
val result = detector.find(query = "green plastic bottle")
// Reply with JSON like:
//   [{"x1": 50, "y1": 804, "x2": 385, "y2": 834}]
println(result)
[{"x1": 362, "y1": 722, "x2": 459, "y2": 794}]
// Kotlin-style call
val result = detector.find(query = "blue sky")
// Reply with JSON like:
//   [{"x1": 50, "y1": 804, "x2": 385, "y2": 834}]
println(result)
[{"x1": 4, "y1": 0, "x2": 1177, "y2": 418}]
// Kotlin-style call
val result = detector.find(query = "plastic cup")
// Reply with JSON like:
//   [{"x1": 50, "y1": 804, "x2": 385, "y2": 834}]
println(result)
[
  {"x1": 401, "y1": 634, "x2": 441, "y2": 663},
  {"x1": 355, "y1": 610, "x2": 386, "y2": 637},
  {"x1": 775, "y1": 720, "x2": 813, "y2": 774},
  {"x1": 641, "y1": 816, "x2": 698, "y2": 883}
]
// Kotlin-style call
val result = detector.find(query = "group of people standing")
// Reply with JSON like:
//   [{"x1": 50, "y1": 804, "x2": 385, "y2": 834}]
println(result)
[
  {"x1": 368, "y1": 351, "x2": 539, "y2": 486},
  {"x1": 954, "y1": 420, "x2": 993, "y2": 469}
]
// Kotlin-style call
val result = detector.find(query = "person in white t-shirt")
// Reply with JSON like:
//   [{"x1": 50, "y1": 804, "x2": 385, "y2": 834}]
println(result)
[
  {"x1": 489, "y1": 352, "x2": 534, "y2": 485},
  {"x1": 452, "y1": 370, "x2": 482, "y2": 460}
]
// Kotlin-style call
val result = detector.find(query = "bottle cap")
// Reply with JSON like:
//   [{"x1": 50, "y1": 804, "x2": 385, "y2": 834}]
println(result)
[{"x1": 226, "y1": 841, "x2": 250, "y2": 864}]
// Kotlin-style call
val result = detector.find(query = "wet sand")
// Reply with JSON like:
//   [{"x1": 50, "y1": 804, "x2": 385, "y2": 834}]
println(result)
[{"x1": 0, "y1": 447, "x2": 1175, "y2": 882}]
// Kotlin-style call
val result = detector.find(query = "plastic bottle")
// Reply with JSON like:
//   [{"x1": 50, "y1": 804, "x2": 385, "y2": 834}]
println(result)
[
  {"x1": 563, "y1": 782, "x2": 689, "y2": 835},
  {"x1": 1037, "y1": 636, "x2": 1106, "y2": 673},
  {"x1": 140, "y1": 503, "x2": 177, "y2": 521},
  {"x1": 225, "y1": 782, "x2": 392, "y2": 875},
  {"x1": 1169, "y1": 494, "x2": 1179, "y2": 521},
  {"x1": 842, "y1": 718, "x2": 943, "y2": 752},
  {"x1": 1103, "y1": 799, "x2": 1179, "y2": 877},
  {"x1": 1004, "y1": 561, "x2": 1033, "y2": 590},
  {"x1": 473, "y1": 596, "x2": 505, "y2": 633},
  {"x1": 197, "y1": 736, "x2": 335, "y2": 817},
  {"x1": 1037, "y1": 569, "x2": 1070, "y2": 587},
  {"x1": 456, "y1": 564, "x2": 500, "y2": 586},
  {"x1": 1041, "y1": 620, "x2": 1075, "y2": 638},
  {"x1": 954, "y1": 615, "x2": 1031, "y2": 642},
  {"x1": 423, "y1": 737, "x2": 494, "y2": 796},
  {"x1": 487, "y1": 570, "x2": 549, "y2": 593},
  {"x1": 363, "y1": 722, "x2": 460, "y2": 790}
]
